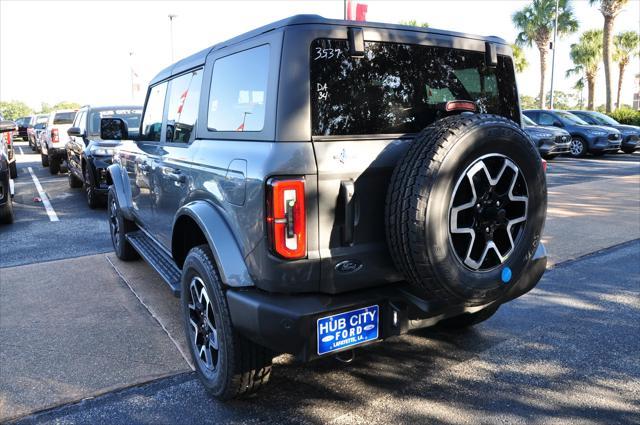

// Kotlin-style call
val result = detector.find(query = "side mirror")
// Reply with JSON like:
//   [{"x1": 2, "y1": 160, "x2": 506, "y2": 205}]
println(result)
[
  {"x1": 100, "y1": 117, "x2": 128, "y2": 140},
  {"x1": 67, "y1": 127, "x2": 85, "y2": 137},
  {"x1": 553, "y1": 120, "x2": 564, "y2": 128},
  {"x1": 0, "y1": 120, "x2": 17, "y2": 133}
]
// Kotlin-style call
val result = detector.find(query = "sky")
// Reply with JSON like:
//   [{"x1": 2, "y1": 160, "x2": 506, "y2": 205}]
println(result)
[{"x1": 1, "y1": 0, "x2": 639, "y2": 110}]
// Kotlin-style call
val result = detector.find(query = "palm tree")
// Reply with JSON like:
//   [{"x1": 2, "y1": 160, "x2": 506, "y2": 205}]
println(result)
[
  {"x1": 613, "y1": 31, "x2": 640, "y2": 109},
  {"x1": 513, "y1": 0, "x2": 579, "y2": 108},
  {"x1": 589, "y1": 0, "x2": 630, "y2": 112},
  {"x1": 511, "y1": 44, "x2": 529, "y2": 73},
  {"x1": 573, "y1": 76, "x2": 586, "y2": 109},
  {"x1": 566, "y1": 30, "x2": 603, "y2": 110}
]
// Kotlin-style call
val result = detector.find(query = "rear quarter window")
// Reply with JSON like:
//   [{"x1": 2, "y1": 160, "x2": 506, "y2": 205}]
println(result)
[
  {"x1": 207, "y1": 45, "x2": 270, "y2": 132},
  {"x1": 310, "y1": 39, "x2": 519, "y2": 136}
]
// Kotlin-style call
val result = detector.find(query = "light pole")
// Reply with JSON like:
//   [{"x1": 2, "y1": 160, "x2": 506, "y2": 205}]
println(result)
[
  {"x1": 548, "y1": 0, "x2": 559, "y2": 109},
  {"x1": 168, "y1": 14, "x2": 177, "y2": 62}
]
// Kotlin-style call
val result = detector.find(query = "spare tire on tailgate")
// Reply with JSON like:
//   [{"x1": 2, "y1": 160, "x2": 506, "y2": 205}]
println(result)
[{"x1": 386, "y1": 114, "x2": 546, "y2": 306}]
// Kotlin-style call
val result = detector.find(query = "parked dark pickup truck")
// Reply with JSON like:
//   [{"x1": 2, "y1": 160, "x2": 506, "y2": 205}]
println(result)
[{"x1": 105, "y1": 15, "x2": 547, "y2": 399}]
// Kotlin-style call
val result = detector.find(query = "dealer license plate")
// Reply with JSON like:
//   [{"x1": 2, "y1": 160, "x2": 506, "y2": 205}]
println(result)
[{"x1": 317, "y1": 305, "x2": 379, "y2": 355}]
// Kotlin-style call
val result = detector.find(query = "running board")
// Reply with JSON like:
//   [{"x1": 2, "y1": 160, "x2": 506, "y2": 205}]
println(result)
[{"x1": 126, "y1": 231, "x2": 181, "y2": 297}]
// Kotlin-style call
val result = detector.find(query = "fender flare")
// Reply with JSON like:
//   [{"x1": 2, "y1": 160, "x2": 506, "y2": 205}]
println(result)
[
  {"x1": 106, "y1": 163, "x2": 134, "y2": 220},
  {"x1": 174, "y1": 200, "x2": 254, "y2": 288}
]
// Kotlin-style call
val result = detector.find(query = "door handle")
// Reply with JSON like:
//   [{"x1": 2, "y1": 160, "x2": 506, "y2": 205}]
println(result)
[{"x1": 340, "y1": 180, "x2": 356, "y2": 246}]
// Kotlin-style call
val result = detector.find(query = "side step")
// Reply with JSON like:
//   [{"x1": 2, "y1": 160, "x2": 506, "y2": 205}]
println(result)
[{"x1": 126, "y1": 231, "x2": 181, "y2": 297}]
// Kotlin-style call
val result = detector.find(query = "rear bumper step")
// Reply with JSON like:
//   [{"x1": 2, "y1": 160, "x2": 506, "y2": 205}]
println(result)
[{"x1": 126, "y1": 231, "x2": 181, "y2": 297}]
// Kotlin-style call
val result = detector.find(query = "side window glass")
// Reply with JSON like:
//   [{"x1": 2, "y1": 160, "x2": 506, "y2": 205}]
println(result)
[
  {"x1": 166, "y1": 69, "x2": 203, "y2": 143},
  {"x1": 538, "y1": 113, "x2": 554, "y2": 126},
  {"x1": 208, "y1": 45, "x2": 270, "y2": 132},
  {"x1": 141, "y1": 82, "x2": 168, "y2": 141}
]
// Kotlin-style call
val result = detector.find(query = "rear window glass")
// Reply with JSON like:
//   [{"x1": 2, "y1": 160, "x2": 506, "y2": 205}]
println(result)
[
  {"x1": 53, "y1": 112, "x2": 76, "y2": 125},
  {"x1": 89, "y1": 109, "x2": 142, "y2": 134},
  {"x1": 310, "y1": 39, "x2": 519, "y2": 136}
]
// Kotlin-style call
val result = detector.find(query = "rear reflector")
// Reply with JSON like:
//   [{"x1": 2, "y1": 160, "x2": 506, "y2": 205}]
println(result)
[
  {"x1": 266, "y1": 177, "x2": 307, "y2": 259},
  {"x1": 445, "y1": 100, "x2": 477, "y2": 112},
  {"x1": 542, "y1": 159, "x2": 548, "y2": 173}
]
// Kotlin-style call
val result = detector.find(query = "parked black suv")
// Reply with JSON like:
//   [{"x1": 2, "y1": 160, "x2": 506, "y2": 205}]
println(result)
[
  {"x1": 105, "y1": 16, "x2": 547, "y2": 399},
  {"x1": 523, "y1": 109, "x2": 622, "y2": 157},
  {"x1": 569, "y1": 110, "x2": 639, "y2": 154},
  {"x1": 66, "y1": 105, "x2": 142, "y2": 208}
]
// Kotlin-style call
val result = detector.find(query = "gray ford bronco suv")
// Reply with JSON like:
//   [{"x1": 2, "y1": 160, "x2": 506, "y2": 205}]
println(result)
[{"x1": 103, "y1": 15, "x2": 547, "y2": 399}]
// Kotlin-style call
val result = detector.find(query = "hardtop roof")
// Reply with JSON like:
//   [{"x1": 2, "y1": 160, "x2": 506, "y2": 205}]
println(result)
[{"x1": 149, "y1": 14, "x2": 508, "y2": 85}]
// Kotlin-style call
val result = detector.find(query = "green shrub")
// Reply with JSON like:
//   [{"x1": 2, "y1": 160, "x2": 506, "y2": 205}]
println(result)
[{"x1": 607, "y1": 108, "x2": 640, "y2": 126}]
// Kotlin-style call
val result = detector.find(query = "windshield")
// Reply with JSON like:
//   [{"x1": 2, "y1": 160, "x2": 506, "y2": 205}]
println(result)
[
  {"x1": 556, "y1": 111, "x2": 588, "y2": 125},
  {"x1": 310, "y1": 39, "x2": 519, "y2": 136},
  {"x1": 35, "y1": 115, "x2": 48, "y2": 124},
  {"x1": 588, "y1": 111, "x2": 619, "y2": 126},
  {"x1": 522, "y1": 115, "x2": 537, "y2": 126},
  {"x1": 53, "y1": 112, "x2": 76, "y2": 125},
  {"x1": 89, "y1": 109, "x2": 142, "y2": 134}
]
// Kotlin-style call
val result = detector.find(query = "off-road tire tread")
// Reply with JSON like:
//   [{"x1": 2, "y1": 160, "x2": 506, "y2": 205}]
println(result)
[
  {"x1": 108, "y1": 187, "x2": 139, "y2": 260},
  {"x1": 385, "y1": 114, "x2": 538, "y2": 304},
  {"x1": 186, "y1": 245, "x2": 272, "y2": 399}
]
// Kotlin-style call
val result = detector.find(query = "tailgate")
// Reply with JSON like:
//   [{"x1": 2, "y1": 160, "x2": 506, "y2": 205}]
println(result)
[{"x1": 313, "y1": 138, "x2": 409, "y2": 294}]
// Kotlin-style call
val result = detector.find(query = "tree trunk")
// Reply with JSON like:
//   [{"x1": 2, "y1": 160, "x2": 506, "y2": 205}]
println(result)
[
  {"x1": 603, "y1": 15, "x2": 615, "y2": 112},
  {"x1": 538, "y1": 46, "x2": 548, "y2": 109},
  {"x1": 587, "y1": 76, "x2": 596, "y2": 111},
  {"x1": 616, "y1": 62, "x2": 626, "y2": 109}
]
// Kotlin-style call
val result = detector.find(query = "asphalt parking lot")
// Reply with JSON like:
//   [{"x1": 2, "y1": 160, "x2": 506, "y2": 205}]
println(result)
[{"x1": 1, "y1": 141, "x2": 639, "y2": 424}]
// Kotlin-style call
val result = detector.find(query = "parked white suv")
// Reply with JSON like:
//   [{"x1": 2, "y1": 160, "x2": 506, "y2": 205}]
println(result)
[{"x1": 41, "y1": 109, "x2": 77, "y2": 174}]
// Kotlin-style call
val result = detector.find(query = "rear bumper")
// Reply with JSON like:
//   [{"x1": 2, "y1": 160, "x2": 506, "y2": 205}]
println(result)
[{"x1": 227, "y1": 243, "x2": 547, "y2": 362}]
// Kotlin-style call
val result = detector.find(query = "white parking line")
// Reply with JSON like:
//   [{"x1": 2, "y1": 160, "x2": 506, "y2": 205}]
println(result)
[
  {"x1": 18, "y1": 146, "x2": 24, "y2": 155},
  {"x1": 27, "y1": 166, "x2": 59, "y2": 222}
]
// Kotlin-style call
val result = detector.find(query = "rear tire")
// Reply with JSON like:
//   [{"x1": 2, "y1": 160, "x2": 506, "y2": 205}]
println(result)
[
  {"x1": 68, "y1": 171, "x2": 83, "y2": 188},
  {"x1": 542, "y1": 153, "x2": 557, "y2": 160},
  {"x1": 48, "y1": 155, "x2": 60, "y2": 175},
  {"x1": 108, "y1": 186, "x2": 139, "y2": 261},
  {"x1": 622, "y1": 148, "x2": 635, "y2": 154},
  {"x1": 85, "y1": 167, "x2": 100, "y2": 209},
  {"x1": 9, "y1": 161, "x2": 17, "y2": 179},
  {"x1": 386, "y1": 114, "x2": 546, "y2": 306},
  {"x1": 181, "y1": 245, "x2": 272, "y2": 400},
  {"x1": 0, "y1": 196, "x2": 14, "y2": 224}
]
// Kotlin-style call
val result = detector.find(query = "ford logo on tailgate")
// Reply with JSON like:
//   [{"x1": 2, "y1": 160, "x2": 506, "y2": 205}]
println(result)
[{"x1": 335, "y1": 260, "x2": 363, "y2": 273}]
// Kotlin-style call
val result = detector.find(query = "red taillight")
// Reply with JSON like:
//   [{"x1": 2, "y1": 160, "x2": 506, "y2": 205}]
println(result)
[
  {"x1": 542, "y1": 159, "x2": 548, "y2": 173},
  {"x1": 445, "y1": 100, "x2": 477, "y2": 112},
  {"x1": 51, "y1": 128, "x2": 59, "y2": 143},
  {"x1": 6, "y1": 132, "x2": 11, "y2": 145},
  {"x1": 266, "y1": 177, "x2": 307, "y2": 259}
]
